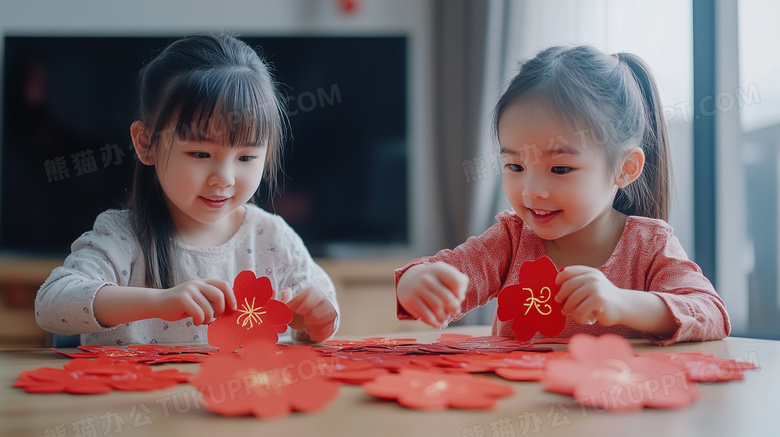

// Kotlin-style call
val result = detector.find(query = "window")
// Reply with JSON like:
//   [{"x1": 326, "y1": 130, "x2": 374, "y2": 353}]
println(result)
[{"x1": 723, "y1": 0, "x2": 780, "y2": 338}]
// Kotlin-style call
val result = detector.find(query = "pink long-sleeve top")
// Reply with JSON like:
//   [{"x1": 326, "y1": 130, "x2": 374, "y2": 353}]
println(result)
[{"x1": 395, "y1": 211, "x2": 731, "y2": 345}]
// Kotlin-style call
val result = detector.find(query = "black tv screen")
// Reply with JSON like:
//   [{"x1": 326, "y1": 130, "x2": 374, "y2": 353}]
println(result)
[{"x1": 1, "y1": 36, "x2": 407, "y2": 257}]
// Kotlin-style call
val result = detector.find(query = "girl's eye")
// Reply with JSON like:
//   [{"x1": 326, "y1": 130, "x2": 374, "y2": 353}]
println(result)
[
  {"x1": 551, "y1": 166, "x2": 573, "y2": 175},
  {"x1": 238, "y1": 155, "x2": 257, "y2": 163},
  {"x1": 190, "y1": 152, "x2": 210, "y2": 159},
  {"x1": 504, "y1": 163, "x2": 524, "y2": 173}
]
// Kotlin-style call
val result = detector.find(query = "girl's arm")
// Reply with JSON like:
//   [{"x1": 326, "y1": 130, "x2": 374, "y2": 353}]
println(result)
[
  {"x1": 94, "y1": 280, "x2": 236, "y2": 327},
  {"x1": 36, "y1": 211, "x2": 137, "y2": 336},
  {"x1": 555, "y1": 265, "x2": 678, "y2": 338},
  {"x1": 395, "y1": 211, "x2": 518, "y2": 327},
  {"x1": 642, "y1": 236, "x2": 731, "y2": 343},
  {"x1": 555, "y1": 222, "x2": 730, "y2": 344},
  {"x1": 615, "y1": 289, "x2": 678, "y2": 337}
]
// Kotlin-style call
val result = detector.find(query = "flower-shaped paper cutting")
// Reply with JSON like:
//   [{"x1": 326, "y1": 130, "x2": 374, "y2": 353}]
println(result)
[
  {"x1": 497, "y1": 256, "x2": 566, "y2": 342},
  {"x1": 542, "y1": 334, "x2": 700, "y2": 411},
  {"x1": 13, "y1": 357, "x2": 191, "y2": 394},
  {"x1": 362, "y1": 368, "x2": 514, "y2": 410},
  {"x1": 208, "y1": 271, "x2": 293, "y2": 351},
  {"x1": 190, "y1": 341, "x2": 340, "y2": 418}
]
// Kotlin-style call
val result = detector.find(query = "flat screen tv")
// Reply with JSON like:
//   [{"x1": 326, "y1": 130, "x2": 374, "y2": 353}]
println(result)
[{"x1": 1, "y1": 36, "x2": 407, "y2": 257}]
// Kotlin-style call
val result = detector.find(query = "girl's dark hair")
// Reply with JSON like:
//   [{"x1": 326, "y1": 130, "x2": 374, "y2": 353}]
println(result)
[
  {"x1": 129, "y1": 33, "x2": 286, "y2": 289},
  {"x1": 493, "y1": 45, "x2": 672, "y2": 221}
]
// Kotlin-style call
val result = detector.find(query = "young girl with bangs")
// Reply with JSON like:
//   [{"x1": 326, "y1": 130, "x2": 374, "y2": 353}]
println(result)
[{"x1": 37, "y1": 34, "x2": 339, "y2": 345}]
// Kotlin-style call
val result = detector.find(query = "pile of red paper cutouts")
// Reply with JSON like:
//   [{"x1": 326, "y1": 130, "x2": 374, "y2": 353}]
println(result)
[{"x1": 14, "y1": 270, "x2": 758, "y2": 418}]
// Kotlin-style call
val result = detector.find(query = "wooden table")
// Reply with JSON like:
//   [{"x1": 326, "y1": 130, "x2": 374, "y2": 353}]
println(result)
[{"x1": 1, "y1": 326, "x2": 778, "y2": 437}]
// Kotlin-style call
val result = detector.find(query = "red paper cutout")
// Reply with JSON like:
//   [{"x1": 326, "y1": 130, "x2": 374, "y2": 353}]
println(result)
[
  {"x1": 363, "y1": 369, "x2": 514, "y2": 410},
  {"x1": 191, "y1": 341, "x2": 340, "y2": 418},
  {"x1": 647, "y1": 351, "x2": 759, "y2": 382},
  {"x1": 208, "y1": 271, "x2": 293, "y2": 351},
  {"x1": 542, "y1": 334, "x2": 700, "y2": 411},
  {"x1": 442, "y1": 350, "x2": 568, "y2": 378},
  {"x1": 13, "y1": 357, "x2": 192, "y2": 394},
  {"x1": 326, "y1": 367, "x2": 392, "y2": 384},
  {"x1": 433, "y1": 334, "x2": 556, "y2": 353},
  {"x1": 51, "y1": 344, "x2": 216, "y2": 364},
  {"x1": 127, "y1": 344, "x2": 218, "y2": 354},
  {"x1": 497, "y1": 256, "x2": 566, "y2": 342},
  {"x1": 18, "y1": 328, "x2": 758, "y2": 419},
  {"x1": 324, "y1": 337, "x2": 418, "y2": 349}
]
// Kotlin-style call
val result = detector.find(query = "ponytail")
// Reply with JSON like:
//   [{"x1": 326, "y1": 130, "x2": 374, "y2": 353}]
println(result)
[{"x1": 614, "y1": 53, "x2": 672, "y2": 222}]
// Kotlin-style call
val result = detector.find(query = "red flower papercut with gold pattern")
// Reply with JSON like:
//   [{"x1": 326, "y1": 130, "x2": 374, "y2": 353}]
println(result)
[
  {"x1": 497, "y1": 256, "x2": 566, "y2": 341},
  {"x1": 208, "y1": 271, "x2": 293, "y2": 352}
]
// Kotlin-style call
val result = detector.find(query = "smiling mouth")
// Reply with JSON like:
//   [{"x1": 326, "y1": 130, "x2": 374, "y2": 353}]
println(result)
[
  {"x1": 200, "y1": 196, "x2": 231, "y2": 208},
  {"x1": 527, "y1": 207, "x2": 561, "y2": 223}
]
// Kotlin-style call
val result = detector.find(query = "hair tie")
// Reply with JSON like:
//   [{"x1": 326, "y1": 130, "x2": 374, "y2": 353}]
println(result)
[{"x1": 611, "y1": 53, "x2": 619, "y2": 60}]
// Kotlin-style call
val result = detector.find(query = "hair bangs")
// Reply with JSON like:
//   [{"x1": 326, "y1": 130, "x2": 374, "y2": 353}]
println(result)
[{"x1": 160, "y1": 68, "x2": 280, "y2": 149}]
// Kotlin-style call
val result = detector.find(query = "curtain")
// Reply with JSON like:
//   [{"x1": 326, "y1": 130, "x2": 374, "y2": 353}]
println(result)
[
  {"x1": 430, "y1": 0, "x2": 490, "y2": 249},
  {"x1": 430, "y1": 0, "x2": 510, "y2": 324}
]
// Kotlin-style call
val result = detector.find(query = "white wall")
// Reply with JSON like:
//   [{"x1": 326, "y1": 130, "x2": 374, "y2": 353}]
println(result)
[
  {"x1": 0, "y1": 0, "x2": 439, "y2": 257},
  {"x1": 0, "y1": 0, "x2": 424, "y2": 35}
]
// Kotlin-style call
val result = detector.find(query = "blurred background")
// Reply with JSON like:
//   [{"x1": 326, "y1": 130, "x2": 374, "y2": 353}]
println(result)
[{"x1": 0, "y1": 0, "x2": 777, "y2": 345}]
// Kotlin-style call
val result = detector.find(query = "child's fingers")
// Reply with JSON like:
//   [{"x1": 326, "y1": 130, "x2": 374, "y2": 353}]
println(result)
[
  {"x1": 190, "y1": 292, "x2": 216, "y2": 325},
  {"x1": 560, "y1": 283, "x2": 591, "y2": 316},
  {"x1": 309, "y1": 300, "x2": 337, "y2": 324},
  {"x1": 287, "y1": 289, "x2": 338, "y2": 325},
  {"x1": 277, "y1": 288, "x2": 294, "y2": 304},
  {"x1": 555, "y1": 265, "x2": 589, "y2": 286},
  {"x1": 198, "y1": 284, "x2": 228, "y2": 318},
  {"x1": 181, "y1": 297, "x2": 206, "y2": 325},
  {"x1": 305, "y1": 319, "x2": 337, "y2": 342},
  {"x1": 286, "y1": 288, "x2": 318, "y2": 316},
  {"x1": 555, "y1": 268, "x2": 592, "y2": 303},
  {"x1": 289, "y1": 313, "x2": 305, "y2": 330},
  {"x1": 309, "y1": 318, "x2": 336, "y2": 333},
  {"x1": 570, "y1": 295, "x2": 603, "y2": 325},
  {"x1": 204, "y1": 279, "x2": 236, "y2": 312},
  {"x1": 418, "y1": 275, "x2": 461, "y2": 315},
  {"x1": 436, "y1": 267, "x2": 469, "y2": 302},
  {"x1": 409, "y1": 295, "x2": 443, "y2": 327},
  {"x1": 418, "y1": 293, "x2": 447, "y2": 325}
]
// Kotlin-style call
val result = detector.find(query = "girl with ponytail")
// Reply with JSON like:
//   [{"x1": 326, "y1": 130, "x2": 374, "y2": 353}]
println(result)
[{"x1": 396, "y1": 46, "x2": 729, "y2": 344}]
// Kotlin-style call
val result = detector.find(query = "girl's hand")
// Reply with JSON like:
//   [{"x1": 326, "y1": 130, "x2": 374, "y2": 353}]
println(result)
[
  {"x1": 153, "y1": 279, "x2": 237, "y2": 326},
  {"x1": 278, "y1": 287, "x2": 338, "y2": 342},
  {"x1": 396, "y1": 262, "x2": 468, "y2": 328},
  {"x1": 554, "y1": 266, "x2": 623, "y2": 326}
]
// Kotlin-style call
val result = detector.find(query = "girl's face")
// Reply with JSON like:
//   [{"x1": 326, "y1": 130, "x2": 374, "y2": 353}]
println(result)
[
  {"x1": 498, "y1": 100, "x2": 621, "y2": 241},
  {"x1": 153, "y1": 123, "x2": 266, "y2": 236}
]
